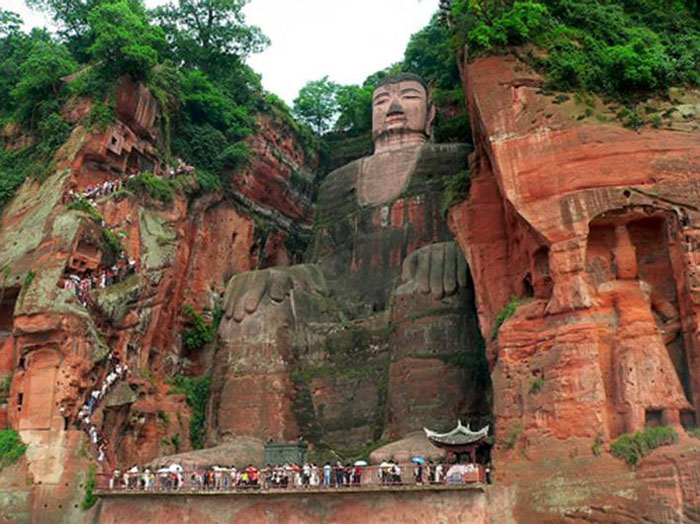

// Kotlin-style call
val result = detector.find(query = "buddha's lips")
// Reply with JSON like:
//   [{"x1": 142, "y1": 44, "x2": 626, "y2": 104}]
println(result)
[{"x1": 386, "y1": 114, "x2": 407, "y2": 125}]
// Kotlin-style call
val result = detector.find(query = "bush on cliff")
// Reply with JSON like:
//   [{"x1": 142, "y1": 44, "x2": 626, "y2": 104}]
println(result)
[
  {"x1": 127, "y1": 171, "x2": 175, "y2": 203},
  {"x1": 67, "y1": 195, "x2": 103, "y2": 222},
  {"x1": 611, "y1": 426, "x2": 679, "y2": 465},
  {"x1": 490, "y1": 295, "x2": 529, "y2": 341},
  {"x1": 81, "y1": 464, "x2": 97, "y2": 510},
  {"x1": 0, "y1": 429, "x2": 27, "y2": 471},
  {"x1": 181, "y1": 304, "x2": 217, "y2": 352},
  {"x1": 450, "y1": 0, "x2": 699, "y2": 97},
  {"x1": 167, "y1": 374, "x2": 211, "y2": 450}
]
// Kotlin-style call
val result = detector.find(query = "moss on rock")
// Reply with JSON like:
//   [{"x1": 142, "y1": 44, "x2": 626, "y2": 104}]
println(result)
[
  {"x1": 94, "y1": 274, "x2": 143, "y2": 325},
  {"x1": 139, "y1": 209, "x2": 177, "y2": 270}
]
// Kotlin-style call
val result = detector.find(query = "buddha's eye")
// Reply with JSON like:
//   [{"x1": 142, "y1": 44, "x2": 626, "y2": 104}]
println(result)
[{"x1": 374, "y1": 97, "x2": 389, "y2": 106}]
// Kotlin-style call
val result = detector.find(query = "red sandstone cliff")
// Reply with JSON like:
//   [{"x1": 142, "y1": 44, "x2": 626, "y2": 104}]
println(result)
[
  {"x1": 0, "y1": 78, "x2": 316, "y2": 524},
  {"x1": 449, "y1": 53, "x2": 699, "y2": 522}
]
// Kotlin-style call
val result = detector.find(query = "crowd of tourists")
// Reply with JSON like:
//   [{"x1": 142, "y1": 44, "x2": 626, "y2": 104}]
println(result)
[
  {"x1": 68, "y1": 174, "x2": 133, "y2": 205},
  {"x1": 103, "y1": 459, "x2": 489, "y2": 491},
  {"x1": 110, "y1": 462, "x2": 364, "y2": 491},
  {"x1": 77, "y1": 352, "x2": 128, "y2": 464},
  {"x1": 63, "y1": 257, "x2": 138, "y2": 307}
]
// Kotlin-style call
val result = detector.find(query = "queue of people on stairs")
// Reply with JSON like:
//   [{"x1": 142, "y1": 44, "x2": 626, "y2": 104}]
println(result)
[
  {"x1": 62, "y1": 258, "x2": 137, "y2": 308},
  {"x1": 77, "y1": 352, "x2": 128, "y2": 465}
]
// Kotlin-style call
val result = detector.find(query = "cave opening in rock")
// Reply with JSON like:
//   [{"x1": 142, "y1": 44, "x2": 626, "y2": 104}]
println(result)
[
  {"x1": 0, "y1": 286, "x2": 19, "y2": 335},
  {"x1": 645, "y1": 409, "x2": 663, "y2": 428},
  {"x1": 680, "y1": 409, "x2": 696, "y2": 430}
]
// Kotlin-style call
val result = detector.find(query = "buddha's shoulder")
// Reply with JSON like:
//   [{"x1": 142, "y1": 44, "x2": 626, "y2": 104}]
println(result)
[
  {"x1": 414, "y1": 142, "x2": 472, "y2": 175},
  {"x1": 317, "y1": 157, "x2": 363, "y2": 206}
]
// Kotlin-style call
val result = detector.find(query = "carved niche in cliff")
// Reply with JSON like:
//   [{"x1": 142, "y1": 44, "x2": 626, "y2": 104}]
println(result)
[
  {"x1": 585, "y1": 207, "x2": 693, "y2": 435},
  {"x1": 210, "y1": 74, "x2": 488, "y2": 450},
  {"x1": 14, "y1": 348, "x2": 62, "y2": 431}
]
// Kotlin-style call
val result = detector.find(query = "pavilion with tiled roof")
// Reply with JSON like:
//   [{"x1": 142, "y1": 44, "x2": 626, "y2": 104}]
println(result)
[{"x1": 424, "y1": 421, "x2": 490, "y2": 463}]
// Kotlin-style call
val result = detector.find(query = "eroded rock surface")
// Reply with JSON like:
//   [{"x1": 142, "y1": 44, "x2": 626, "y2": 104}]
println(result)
[
  {"x1": 449, "y1": 53, "x2": 699, "y2": 522},
  {"x1": 0, "y1": 78, "x2": 317, "y2": 523}
]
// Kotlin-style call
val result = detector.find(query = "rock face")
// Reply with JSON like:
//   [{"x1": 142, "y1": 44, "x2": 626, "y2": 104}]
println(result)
[
  {"x1": 0, "y1": 78, "x2": 317, "y2": 523},
  {"x1": 449, "y1": 53, "x2": 699, "y2": 521}
]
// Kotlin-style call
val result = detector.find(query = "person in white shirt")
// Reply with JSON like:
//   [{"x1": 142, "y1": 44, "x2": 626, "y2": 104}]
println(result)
[{"x1": 323, "y1": 462, "x2": 332, "y2": 487}]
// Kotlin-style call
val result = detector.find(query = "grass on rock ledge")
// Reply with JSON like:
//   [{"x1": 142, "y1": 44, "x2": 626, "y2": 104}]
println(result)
[
  {"x1": 490, "y1": 296, "x2": 530, "y2": 341},
  {"x1": 0, "y1": 429, "x2": 26, "y2": 471},
  {"x1": 610, "y1": 426, "x2": 678, "y2": 466}
]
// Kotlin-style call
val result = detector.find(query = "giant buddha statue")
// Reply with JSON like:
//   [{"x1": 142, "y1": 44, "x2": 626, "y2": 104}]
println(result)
[{"x1": 209, "y1": 74, "x2": 487, "y2": 450}]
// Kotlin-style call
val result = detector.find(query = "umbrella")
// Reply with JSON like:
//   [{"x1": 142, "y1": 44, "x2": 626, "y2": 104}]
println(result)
[
  {"x1": 411, "y1": 456, "x2": 426, "y2": 464},
  {"x1": 353, "y1": 460, "x2": 368, "y2": 467}
]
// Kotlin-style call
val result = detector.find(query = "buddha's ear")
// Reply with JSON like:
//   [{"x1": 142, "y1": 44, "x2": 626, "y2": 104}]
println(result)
[
  {"x1": 426, "y1": 103, "x2": 437, "y2": 138},
  {"x1": 425, "y1": 81, "x2": 437, "y2": 138}
]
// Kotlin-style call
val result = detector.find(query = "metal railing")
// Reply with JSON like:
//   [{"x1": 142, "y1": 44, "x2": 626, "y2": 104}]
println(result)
[{"x1": 95, "y1": 464, "x2": 486, "y2": 493}]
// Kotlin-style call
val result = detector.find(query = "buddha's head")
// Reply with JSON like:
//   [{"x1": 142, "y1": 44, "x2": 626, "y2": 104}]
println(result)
[{"x1": 372, "y1": 73, "x2": 435, "y2": 154}]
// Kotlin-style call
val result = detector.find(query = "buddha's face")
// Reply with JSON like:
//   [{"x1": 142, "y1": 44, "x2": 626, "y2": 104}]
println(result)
[{"x1": 372, "y1": 80, "x2": 432, "y2": 146}]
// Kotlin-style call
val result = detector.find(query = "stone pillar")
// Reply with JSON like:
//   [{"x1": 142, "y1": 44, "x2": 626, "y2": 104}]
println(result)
[
  {"x1": 613, "y1": 225, "x2": 637, "y2": 279},
  {"x1": 662, "y1": 408, "x2": 681, "y2": 428}
]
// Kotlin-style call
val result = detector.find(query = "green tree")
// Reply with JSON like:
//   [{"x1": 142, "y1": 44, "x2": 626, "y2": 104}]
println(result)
[
  {"x1": 449, "y1": 0, "x2": 699, "y2": 96},
  {"x1": 26, "y1": 0, "x2": 147, "y2": 60},
  {"x1": 26, "y1": 0, "x2": 98, "y2": 39},
  {"x1": 293, "y1": 76, "x2": 339, "y2": 135},
  {"x1": 403, "y1": 13, "x2": 460, "y2": 91},
  {"x1": 87, "y1": 0, "x2": 166, "y2": 80},
  {"x1": 334, "y1": 84, "x2": 373, "y2": 136},
  {"x1": 152, "y1": 0, "x2": 269, "y2": 71},
  {"x1": 11, "y1": 39, "x2": 77, "y2": 127}
]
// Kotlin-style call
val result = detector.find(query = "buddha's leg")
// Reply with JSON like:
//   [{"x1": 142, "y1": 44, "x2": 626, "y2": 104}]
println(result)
[
  {"x1": 385, "y1": 242, "x2": 488, "y2": 438},
  {"x1": 208, "y1": 265, "x2": 329, "y2": 443}
]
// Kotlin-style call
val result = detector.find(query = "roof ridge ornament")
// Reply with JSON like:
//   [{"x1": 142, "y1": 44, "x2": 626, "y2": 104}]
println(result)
[{"x1": 423, "y1": 421, "x2": 490, "y2": 446}]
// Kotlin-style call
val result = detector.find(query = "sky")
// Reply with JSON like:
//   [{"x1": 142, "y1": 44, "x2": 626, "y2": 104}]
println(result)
[{"x1": 5, "y1": 0, "x2": 440, "y2": 105}]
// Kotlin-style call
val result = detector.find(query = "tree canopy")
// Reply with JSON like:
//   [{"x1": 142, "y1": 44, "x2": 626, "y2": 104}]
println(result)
[
  {"x1": 292, "y1": 76, "x2": 340, "y2": 135},
  {"x1": 152, "y1": 0, "x2": 269, "y2": 72},
  {"x1": 449, "y1": 0, "x2": 699, "y2": 95},
  {"x1": 88, "y1": 0, "x2": 165, "y2": 80}
]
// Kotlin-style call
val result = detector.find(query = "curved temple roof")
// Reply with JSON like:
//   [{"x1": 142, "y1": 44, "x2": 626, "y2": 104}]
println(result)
[{"x1": 423, "y1": 420, "x2": 489, "y2": 446}]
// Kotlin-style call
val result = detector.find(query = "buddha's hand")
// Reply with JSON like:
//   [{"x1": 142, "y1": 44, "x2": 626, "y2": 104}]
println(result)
[
  {"x1": 223, "y1": 265, "x2": 327, "y2": 322},
  {"x1": 398, "y1": 241, "x2": 469, "y2": 300}
]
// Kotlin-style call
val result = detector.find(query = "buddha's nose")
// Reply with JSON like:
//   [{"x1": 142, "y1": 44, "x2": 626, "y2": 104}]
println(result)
[{"x1": 387, "y1": 100, "x2": 404, "y2": 116}]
